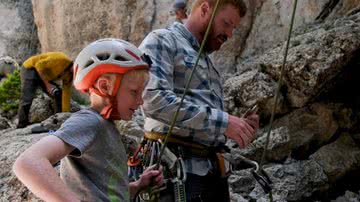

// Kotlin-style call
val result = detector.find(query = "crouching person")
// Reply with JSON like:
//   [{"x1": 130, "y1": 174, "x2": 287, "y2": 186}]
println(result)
[{"x1": 13, "y1": 38, "x2": 163, "y2": 202}]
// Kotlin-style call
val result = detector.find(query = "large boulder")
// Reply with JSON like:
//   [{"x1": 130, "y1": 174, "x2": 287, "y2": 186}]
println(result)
[
  {"x1": 232, "y1": 12, "x2": 360, "y2": 109},
  {"x1": 212, "y1": 0, "x2": 360, "y2": 73},
  {"x1": 231, "y1": 103, "x2": 339, "y2": 163},
  {"x1": 31, "y1": 0, "x2": 174, "y2": 59},
  {"x1": 310, "y1": 133, "x2": 360, "y2": 182},
  {"x1": 229, "y1": 159, "x2": 329, "y2": 201},
  {"x1": 0, "y1": 0, "x2": 39, "y2": 62},
  {"x1": 223, "y1": 69, "x2": 287, "y2": 118},
  {"x1": 0, "y1": 115, "x2": 10, "y2": 130},
  {"x1": 0, "y1": 113, "x2": 71, "y2": 202}
]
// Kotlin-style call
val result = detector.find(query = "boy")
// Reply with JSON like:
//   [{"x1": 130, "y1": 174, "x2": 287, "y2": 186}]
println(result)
[{"x1": 13, "y1": 38, "x2": 163, "y2": 202}]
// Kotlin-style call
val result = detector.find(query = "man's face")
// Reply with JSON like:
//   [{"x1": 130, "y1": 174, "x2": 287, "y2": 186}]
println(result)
[
  {"x1": 205, "y1": 4, "x2": 241, "y2": 52},
  {"x1": 115, "y1": 76, "x2": 146, "y2": 121}
]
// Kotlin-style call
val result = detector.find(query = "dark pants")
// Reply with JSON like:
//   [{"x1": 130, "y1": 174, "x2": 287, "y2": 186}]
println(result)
[
  {"x1": 17, "y1": 67, "x2": 61, "y2": 128},
  {"x1": 160, "y1": 158, "x2": 230, "y2": 202},
  {"x1": 185, "y1": 173, "x2": 230, "y2": 202}
]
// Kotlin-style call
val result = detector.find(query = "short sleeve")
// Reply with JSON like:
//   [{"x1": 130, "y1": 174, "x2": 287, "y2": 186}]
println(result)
[{"x1": 52, "y1": 110, "x2": 101, "y2": 157}]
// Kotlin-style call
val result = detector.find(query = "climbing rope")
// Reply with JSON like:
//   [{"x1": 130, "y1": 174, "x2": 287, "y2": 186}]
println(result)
[{"x1": 260, "y1": 0, "x2": 298, "y2": 167}]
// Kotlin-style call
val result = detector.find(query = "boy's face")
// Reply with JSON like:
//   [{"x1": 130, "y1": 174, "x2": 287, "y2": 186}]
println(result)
[{"x1": 115, "y1": 77, "x2": 146, "y2": 121}]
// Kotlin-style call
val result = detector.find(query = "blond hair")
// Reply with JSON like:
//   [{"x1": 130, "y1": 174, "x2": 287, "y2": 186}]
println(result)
[
  {"x1": 122, "y1": 69, "x2": 149, "y2": 85},
  {"x1": 191, "y1": 0, "x2": 246, "y2": 17}
]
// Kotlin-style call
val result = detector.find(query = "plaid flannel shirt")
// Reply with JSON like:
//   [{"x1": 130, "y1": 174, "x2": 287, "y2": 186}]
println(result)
[{"x1": 139, "y1": 22, "x2": 229, "y2": 175}]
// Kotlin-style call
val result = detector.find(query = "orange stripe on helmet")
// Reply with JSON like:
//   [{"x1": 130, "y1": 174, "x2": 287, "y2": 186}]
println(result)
[{"x1": 74, "y1": 64, "x2": 148, "y2": 92}]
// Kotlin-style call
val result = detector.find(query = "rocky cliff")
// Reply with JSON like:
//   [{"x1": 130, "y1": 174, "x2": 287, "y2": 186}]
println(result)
[{"x1": 1, "y1": 0, "x2": 360, "y2": 201}]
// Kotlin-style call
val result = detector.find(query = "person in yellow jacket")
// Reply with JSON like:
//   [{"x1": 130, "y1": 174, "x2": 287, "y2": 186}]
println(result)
[{"x1": 17, "y1": 52, "x2": 73, "y2": 128}]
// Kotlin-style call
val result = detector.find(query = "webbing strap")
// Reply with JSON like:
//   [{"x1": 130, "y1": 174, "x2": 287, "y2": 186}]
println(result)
[{"x1": 145, "y1": 132, "x2": 206, "y2": 150}]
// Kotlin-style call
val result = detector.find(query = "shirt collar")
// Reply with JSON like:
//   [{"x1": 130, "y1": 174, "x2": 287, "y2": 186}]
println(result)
[{"x1": 171, "y1": 22, "x2": 200, "y2": 51}]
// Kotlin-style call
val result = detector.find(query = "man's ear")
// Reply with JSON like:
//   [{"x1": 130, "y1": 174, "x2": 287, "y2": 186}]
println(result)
[{"x1": 200, "y1": 1, "x2": 211, "y2": 18}]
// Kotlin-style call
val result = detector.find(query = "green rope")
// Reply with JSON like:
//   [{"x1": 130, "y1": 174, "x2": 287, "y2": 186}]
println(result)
[
  {"x1": 260, "y1": 0, "x2": 298, "y2": 167},
  {"x1": 259, "y1": 1, "x2": 298, "y2": 201}
]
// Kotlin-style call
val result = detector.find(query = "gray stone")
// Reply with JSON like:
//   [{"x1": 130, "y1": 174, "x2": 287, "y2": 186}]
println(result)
[
  {"x1": 0, "y1": 0, "x2": 39, "y2": 62},
  {"x1": 0, "y1": 116, "x2": 10, "y2": 130},
  {"x1": 236, "y1": 13, "x2": 360, "y2": 108},
  {"x1": 31, "y1": 0, "x2": 174, "y2": 59},
  {"x1": 232, "y1": 103, "x2": 338, "y2": 163},
  {"x1": 223, "y1": 69, "x2": 288, "y2": 118},
  {"x1": 29, "y1": 95, "x2": 54, "y2": 124},
  {"x1": 332, "y1": 190, "x2": 360, "y2": 202},
  {"x1": 229, "y1": 160, "x2": 329, "y2": 201},
  {"x1": 310, "y1": 133, "x2": 360, "y2": 182}
]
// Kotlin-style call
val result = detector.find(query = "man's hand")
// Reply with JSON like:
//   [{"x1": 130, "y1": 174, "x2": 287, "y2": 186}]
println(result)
[{"x1": 225, "y1": 113, "x2": 259, "y2": 148}]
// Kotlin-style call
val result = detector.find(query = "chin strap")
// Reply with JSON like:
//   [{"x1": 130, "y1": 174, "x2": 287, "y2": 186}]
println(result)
[{"x1": 89, "y1": 74, "x2": 123, "y2": 120}]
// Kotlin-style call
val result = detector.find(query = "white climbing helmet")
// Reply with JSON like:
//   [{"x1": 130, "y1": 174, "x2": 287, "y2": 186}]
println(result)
[{"x1": 73, "y1": 38, "x2": 149, "y2": 92}]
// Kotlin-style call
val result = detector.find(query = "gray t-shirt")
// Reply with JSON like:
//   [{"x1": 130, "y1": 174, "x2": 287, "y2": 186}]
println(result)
[{"x1": 53, "y1": 108, "x2": 129, "y2": 202}]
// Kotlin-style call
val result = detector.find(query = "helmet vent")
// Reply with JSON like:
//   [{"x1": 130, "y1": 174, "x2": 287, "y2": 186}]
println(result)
[
  {"x1": 114, "y1": 55, "x2": 128, "y2": 62},
  {"x1": 97, "y1": 53, "x2": 111, "y2": 61},
  {"x1": 84, "y1": 60, "x2": 94, "y2": 68}
]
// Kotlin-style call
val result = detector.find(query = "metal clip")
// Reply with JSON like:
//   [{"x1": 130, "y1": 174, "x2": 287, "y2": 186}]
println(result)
[
  {"x1": 236, "y1": 155, "x2": 272, "y2": 193},
  {"x1": 171, "y1": 158, "x2": 187, "y2": 202}
]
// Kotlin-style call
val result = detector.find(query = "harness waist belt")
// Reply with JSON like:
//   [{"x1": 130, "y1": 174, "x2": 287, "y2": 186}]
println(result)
[{"x1": 144, "y1": 132, "x2": 211, "y2": 157}]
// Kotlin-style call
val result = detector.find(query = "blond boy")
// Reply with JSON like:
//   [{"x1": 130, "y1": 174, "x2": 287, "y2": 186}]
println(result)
[{"x1": 13, "y1": 38, "x2": 163, "y2": 202}]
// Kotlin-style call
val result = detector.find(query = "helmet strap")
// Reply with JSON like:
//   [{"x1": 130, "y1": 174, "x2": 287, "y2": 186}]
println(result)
[{"x1": 89, "y1": 74, "x2": 123, "y2": 120}]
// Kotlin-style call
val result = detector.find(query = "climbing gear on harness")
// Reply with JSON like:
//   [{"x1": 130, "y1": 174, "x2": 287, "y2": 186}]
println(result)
[
  {"x1": 171, "y1": 156, "x2": 187, "y2": 202},
  {"x1": 234, "y1": 154, "x2": 272, "y2": 193},
  {"x1": 73, "y1": 38, "x2": 149, "y2": 120}
]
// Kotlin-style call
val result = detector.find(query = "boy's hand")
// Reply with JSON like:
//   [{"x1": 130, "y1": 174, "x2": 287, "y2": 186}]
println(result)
[{"x1": 136, "y1": 165, "x2": 164, "y2": 190}]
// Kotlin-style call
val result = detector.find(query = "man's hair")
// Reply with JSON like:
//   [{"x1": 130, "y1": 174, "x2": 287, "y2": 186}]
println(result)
[{"x1": 191, "y1": 0, "x2": 247, "y2": 17}]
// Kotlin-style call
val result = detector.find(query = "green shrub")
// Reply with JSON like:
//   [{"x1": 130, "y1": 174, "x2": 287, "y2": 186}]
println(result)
[{"x1": 0, "y1": 69, "x2": 21, "y2": 113}]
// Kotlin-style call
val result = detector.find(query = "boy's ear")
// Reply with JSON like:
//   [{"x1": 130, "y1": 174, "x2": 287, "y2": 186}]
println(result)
[{"x1": 96, "y1": 77, "x2": 112, "y2": 95}]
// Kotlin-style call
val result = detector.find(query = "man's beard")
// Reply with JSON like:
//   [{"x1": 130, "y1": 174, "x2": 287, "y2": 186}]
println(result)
[{"x1": 204, "y1": 26, "x2": 227, "y2": 53}]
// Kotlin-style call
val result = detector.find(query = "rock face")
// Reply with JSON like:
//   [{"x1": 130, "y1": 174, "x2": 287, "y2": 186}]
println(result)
[
  {"x1": 29, "y1": 94, "x2": 81, "y2": 124},
  {"x1": 1, "y1": 1, "x2": 360, "y2": 202},
  {"x1": 0, "y1": 113, "x2": 71, "y2": 202},
  {"x1": 0, "y1": 0, "x2": 39, "y2": 62},
  {"x1": 224, "y1": 12, "x2": 360, "y2": 116},
  {"x1": 211, "y1": 0, "x2": 360, "y2": 73},
  {"x1": 29, "y1": 0, "x2": 360, "y2": 73},
  {"x1": 31, "y1": 0, "x2": 174, "y2": 59},
  {"x1": 0, "y1": 115, "x2": 10, "y2": 130}
]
